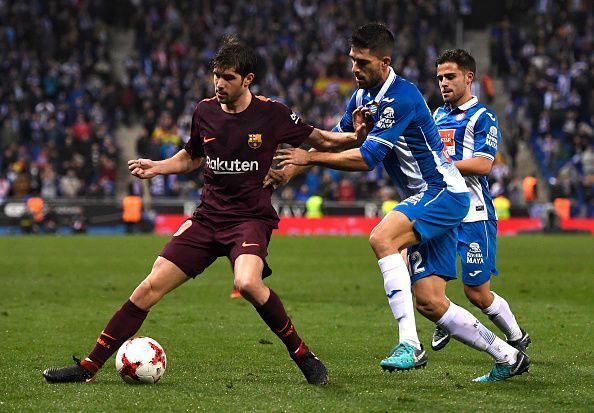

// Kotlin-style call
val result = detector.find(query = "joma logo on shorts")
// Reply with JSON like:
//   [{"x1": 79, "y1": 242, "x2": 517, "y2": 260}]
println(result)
[{"x1": 206, "y1": 156, "x2": 259, "y2": 174}]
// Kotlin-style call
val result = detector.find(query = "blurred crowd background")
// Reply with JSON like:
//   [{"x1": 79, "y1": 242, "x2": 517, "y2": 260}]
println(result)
[{"x1": 0, "y1": 0, "x2": 592, "y2": 217}]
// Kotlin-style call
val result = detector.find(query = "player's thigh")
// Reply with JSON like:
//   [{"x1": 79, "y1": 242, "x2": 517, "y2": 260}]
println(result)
[
  {"x1": 412, "y1": 274, "x2": 448, "y2": 307},
  {"x1": 458, "y1": 220, "x2": 498, "y2": 286},
  {"x1": 222, "y1": 220, "x2": 274, "y2": 279},
  {"x1": 369, "y1": 210, "x2": 419, "y2": 249},
  {"x1": 395, "y1": 188, "x2": 469, "y2": 244},
  {"x1": 233, "y1": 254, "x2": 265, "y2": 287},
  {"x1": 408, "y1": 229, "x2": 458, "y2": 285},
  {"x1": 160, "y1": 218, "x2": 220, "y2": 278},
  {"x1": 131, "y1": 256, "x2": 190, "y2": 308},
  {"x1": 233, "y1": 254, "x2": 269, "y2": 305}
]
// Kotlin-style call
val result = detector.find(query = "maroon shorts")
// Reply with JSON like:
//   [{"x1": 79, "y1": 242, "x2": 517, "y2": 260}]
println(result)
[{"x1": 160, "y1": 217, "x2": 273, "y2": 278}]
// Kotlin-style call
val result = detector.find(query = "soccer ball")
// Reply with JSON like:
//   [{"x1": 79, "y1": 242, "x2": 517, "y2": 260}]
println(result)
[{"x1": 115, "y1": 336, "x2": 167, "y2": 384}]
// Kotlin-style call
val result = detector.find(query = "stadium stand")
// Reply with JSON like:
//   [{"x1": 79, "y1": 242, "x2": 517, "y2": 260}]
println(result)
[
  {"x1": 0, "y1": 0, "x2": 120, "y2": 199},
  {"x1": 1, "y1": 0, "x2": 592, "y2": 218},
  {"x1": 491, "y1": 1, "x2": 593, "y2": 217}
]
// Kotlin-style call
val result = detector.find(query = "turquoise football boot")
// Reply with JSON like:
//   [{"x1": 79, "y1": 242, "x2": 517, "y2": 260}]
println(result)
[
  {"x1": 473, "y1": 351, "x2": 531, "y2": 382},
  {"x1": 380, "y1": 342, "x2": 427, "y2": 372}
]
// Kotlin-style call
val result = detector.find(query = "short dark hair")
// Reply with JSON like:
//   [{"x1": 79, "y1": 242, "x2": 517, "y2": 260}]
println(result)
[
  {"x1": 349, "y1": 22, "x2": 394, "y2": 58},
  {"x1": 210, "y1": 36, "x2": 257, "y2": 78},
  {"x1": 435, "y1": 49, "x2": 476, "y2": 74}
]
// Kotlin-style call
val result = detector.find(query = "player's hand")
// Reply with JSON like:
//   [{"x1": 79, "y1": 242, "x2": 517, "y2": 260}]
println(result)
[
  {"x1": 128, "y1": 158, "x2": 159, "y2": 179},
  {"x1": 263, "y1": 167, "x2": 293, "y2": 189},
  {"x1": 353, "y1": 106, "x2": 374, "y2": 131},
  {"x1": 274, "y1": 148, "x2": 311, "y2": 167},
  {"x1": 354, "y1": 121, "x2": 368, "y2": 144}
]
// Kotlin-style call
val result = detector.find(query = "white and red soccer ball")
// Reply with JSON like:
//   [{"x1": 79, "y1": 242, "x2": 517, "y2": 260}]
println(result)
[{"x1": 115, "y1": 337, "x2": 166, "y2": 384}]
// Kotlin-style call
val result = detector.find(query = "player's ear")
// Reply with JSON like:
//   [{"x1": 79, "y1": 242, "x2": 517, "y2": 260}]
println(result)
[
  {"x1": 466, "y1": 71, "x2": 474, "y2": 85},
  {"x1": 381, "y1": 56, "x2": 392, "y2": 68},
  {"x1": 243, "y1": 73, "x2": 254, "y2": 88}
]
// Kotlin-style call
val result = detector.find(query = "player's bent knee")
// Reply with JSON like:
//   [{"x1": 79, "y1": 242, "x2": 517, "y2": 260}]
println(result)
[
  {"x1": 369, "y1": 230, "x2": 398, "y2": 256},
  {"x1": 415, "y1": 293, "x2": 448, "y2": 321},
  {"x1": 234, "y1": 276, "x2": 262, "y2": 297},
  {"x1": 131, "y1": 278, "x2": 162, "y2": 310},
  {"x1": 131, "y1": 261, "x2": 180, "y2": 309},
  {"x1": 464, "y1": 288, "x2": 492, "y2": 309},
  {"x1": 369, "y1": 226, "x2": 415, "y2": 257},
  {"x1": 464, "y1": 286, "x2": 493, "y2": 310},
  {"x1": 415, "y1": 298, "x2": 434, "y2": 318}
]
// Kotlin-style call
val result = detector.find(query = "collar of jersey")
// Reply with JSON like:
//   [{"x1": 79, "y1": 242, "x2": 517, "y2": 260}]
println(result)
[
  {"x1": 366, "y1": 67, "x2": 396, "y2": 103},
  {"x1": 457, "y1": 96, "x2": 479, "y2": 111}
]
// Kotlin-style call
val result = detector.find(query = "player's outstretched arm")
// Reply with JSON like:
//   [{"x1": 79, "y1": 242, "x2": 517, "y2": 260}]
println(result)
[
  {"x1": 306, "y1": 120, "x2": 368, "y2": 152},
  {"x1": 454, "y1": 157, "x2": 493, "y2": 176},
  {"x1": 263, "y1": 146, "x2": 320, "y2": 189},
  {"x1": 275, "y1": 147, "x2": 371, "y2": 172},
  {"x1": 128, "y1": 149, "x2": 203, "y2": 179}
]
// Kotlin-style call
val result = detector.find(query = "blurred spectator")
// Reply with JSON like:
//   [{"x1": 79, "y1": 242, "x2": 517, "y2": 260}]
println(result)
[
  {"x1": 122, "y1": 193, "x2": 143, "y2": 234},
  {"x1": 480, "y1": 72, "x2": 495, "y2": 104},
  {"x1": 380, "y1": 186, "x2": 399, "y2": 216},
  {"x1": 60, "y1": 169, "x2": 82, "y2": 197},
  {"x1": 337, "y1": 179, "x2": 356, "y2": 203},
  {"x1": 8, "y1": 1, "x2": 590, "y2": 217},
  {"x1": 495, "y1": 1, "x2": 593, "y2": 216},
  {"x1": 123, "y1": 0, "x2": 462, "y2": 203},
  {"x1": 305, "y1": 194, "x2": 323, "y2": 218},
  {"x1": 493, "y1": 194, "x2": 511, "y2": 220},
  {"x1": 522, "y1": 174, "x2": 538, "y2": 204},
  {"x1": 0, "y1": 0, "x2": 120, "y2": 200}
]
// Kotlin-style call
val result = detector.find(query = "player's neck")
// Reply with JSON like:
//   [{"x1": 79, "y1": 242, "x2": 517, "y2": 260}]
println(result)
[
  {"x1": 450, "y1": 92, "x2": 473, "y2": 110},
  {"x1": 379, "y1": 66, "x2": 391, "y2": 84},
  {"x1": 221, "y1": 91, "x2": 252, "y2": 114}
]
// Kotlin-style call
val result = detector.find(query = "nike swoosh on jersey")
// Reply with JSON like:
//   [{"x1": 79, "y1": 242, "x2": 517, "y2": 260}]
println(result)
[
  {"x1": 203, "y1": 137, "x2": 216, "y2": 144},
  {"x1": 242, "y1": 242, "x2": 260, "y2": 247}
]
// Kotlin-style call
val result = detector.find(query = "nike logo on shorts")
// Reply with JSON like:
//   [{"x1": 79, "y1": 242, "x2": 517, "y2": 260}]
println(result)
[{"x1": 242, "y1": 242, "x2": 260, "y2": 247}]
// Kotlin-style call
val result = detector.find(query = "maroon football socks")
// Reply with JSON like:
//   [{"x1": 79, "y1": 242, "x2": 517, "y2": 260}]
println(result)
[
  {"x1": 255, "y1": 289, "x2": 310, "y2": 359},
  {"x1": 83, "y1": 299, "x2": 149, "y2": 372}
]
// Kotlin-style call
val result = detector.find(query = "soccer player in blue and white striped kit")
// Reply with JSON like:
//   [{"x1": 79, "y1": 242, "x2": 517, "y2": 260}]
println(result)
[
  {"x1": 430, "y1": 50, "x2": 531, "y2": 370},
  {"x1": 275, "y1": 23, "x2": 530, "y2": 382}
]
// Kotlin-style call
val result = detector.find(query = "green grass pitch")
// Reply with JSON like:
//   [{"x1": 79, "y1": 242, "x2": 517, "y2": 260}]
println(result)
[{"x1": 1, "y1": 234, "x2": 593, "y2": 412}]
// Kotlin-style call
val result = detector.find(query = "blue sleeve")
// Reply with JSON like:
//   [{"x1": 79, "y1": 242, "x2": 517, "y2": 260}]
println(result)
[
  {"x1": 473, "y1": 111, "x2": 499, "y2": 161},
  {"x1": 359, "y1": 97, "x2": 415, "y2": 169},
  {"x1": 332, "y1": 91, "x2": 357, "y2": 132}
]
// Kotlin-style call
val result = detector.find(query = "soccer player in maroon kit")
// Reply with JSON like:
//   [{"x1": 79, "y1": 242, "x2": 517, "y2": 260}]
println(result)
[{"x1": 43, "y1": 38, "x2": 364, "y2": 385}]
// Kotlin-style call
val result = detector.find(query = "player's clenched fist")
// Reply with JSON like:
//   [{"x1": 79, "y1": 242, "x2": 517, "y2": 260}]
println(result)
[{"x1": 128, "y1": 158, "x2": 159, "y2": 179}]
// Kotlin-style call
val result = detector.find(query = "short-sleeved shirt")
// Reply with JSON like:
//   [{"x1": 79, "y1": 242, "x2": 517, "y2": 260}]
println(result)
[
  {"x1": 334, "y1": 68, "x2": 468, "y2": 199},
  {"x1": 433, "y1": 96, "x2": 500, "y2": 222},
  {"x1": 184, "y1": 95, "x2": 313, "y2": 227}
]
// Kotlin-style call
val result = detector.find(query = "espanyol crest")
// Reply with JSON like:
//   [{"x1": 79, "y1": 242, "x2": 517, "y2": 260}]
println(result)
[{"x1": 364, "y1": 101, "x2": 380, "y2": 115}]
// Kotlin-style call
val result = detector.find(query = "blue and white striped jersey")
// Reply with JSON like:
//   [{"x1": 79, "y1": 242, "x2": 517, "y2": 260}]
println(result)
[
  {"x1": 334, "y1": 68, "x2": 467, "y2": 199},
  {"x1": 433, "y1": 96, "x2": 500, "y2": 222}
]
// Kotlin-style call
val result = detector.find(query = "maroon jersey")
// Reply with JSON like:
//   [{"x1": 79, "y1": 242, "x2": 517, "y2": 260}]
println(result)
[{"x1": 184, "y1": 95, "x2": 313, "y2": 227}]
